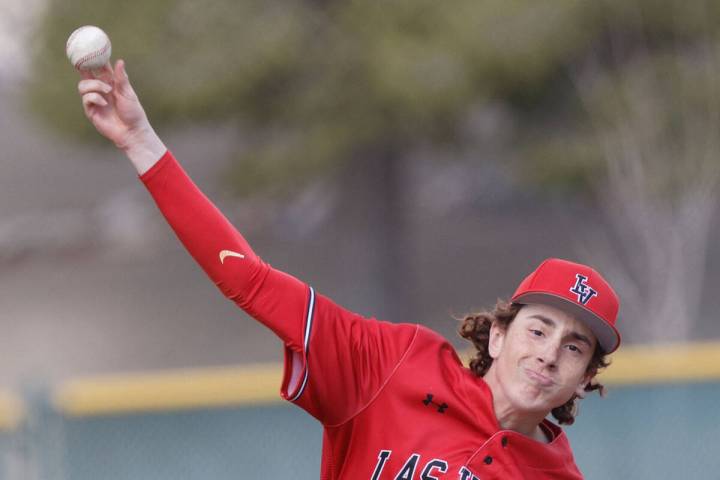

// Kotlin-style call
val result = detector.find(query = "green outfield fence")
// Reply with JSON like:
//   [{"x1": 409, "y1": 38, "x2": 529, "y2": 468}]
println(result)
[{"x1": 0, "y1": 341, "x2": 719, "y2": 479}]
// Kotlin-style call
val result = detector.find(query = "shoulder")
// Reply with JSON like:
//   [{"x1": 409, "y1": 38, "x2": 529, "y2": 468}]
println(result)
[
  {"x1": 414, "y1": 324, "x2": 462, "y2": 354},
  {"x1": 403, "y1": 324, "x2": 469, "y2": 377}
]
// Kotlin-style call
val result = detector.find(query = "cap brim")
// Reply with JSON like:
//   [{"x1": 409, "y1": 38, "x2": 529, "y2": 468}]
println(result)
[{"x1": 513, "y1": 292, "x2": 621, "y2": 354}]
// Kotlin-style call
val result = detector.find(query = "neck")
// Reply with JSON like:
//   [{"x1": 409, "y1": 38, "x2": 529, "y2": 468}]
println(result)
[{"x1": 483, "y1": 366, "x2": 550, "y2": 442}]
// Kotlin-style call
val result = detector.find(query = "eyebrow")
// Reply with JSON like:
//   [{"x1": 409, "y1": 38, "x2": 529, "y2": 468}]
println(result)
[{"x1": 528, "y1": 314, "x2": 594, "y2": 349}]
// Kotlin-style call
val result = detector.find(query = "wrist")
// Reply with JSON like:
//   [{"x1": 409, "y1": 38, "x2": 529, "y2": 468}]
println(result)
[{"x1": 120, "y1": 125, "x2": 167, "y2": 175}]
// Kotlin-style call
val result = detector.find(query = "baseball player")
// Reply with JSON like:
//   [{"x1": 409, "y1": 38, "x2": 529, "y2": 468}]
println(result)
[{"x1": 76, "y1": 60, "x2": 620, "y2": 479}]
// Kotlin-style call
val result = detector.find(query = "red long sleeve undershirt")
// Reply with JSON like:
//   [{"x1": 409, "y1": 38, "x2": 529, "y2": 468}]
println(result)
[
  {"x1": 139, "y1": 150, "x2": 416, "y2": 429},
  {"x1": 139, "y1": 150, "x2": 309, "y2": 352}
]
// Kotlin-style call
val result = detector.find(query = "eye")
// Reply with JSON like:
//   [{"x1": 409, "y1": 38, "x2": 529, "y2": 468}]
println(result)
[
  {"x1": 566, "y1": 344, "x2": 583, "y2": 354},
  {"x1": 529, "y1": 329, "x2": 544, "y2": 337}
]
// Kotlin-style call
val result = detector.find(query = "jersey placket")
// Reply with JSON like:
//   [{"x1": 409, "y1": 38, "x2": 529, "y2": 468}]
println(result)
[{"x1": 461, "y1": 431, "x2": 518, "y2": 479}]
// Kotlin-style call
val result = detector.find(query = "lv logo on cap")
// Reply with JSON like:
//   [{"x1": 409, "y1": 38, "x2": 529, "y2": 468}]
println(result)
[{"x1": 570, "y1": 274, "x2": 598, "y2": 305}]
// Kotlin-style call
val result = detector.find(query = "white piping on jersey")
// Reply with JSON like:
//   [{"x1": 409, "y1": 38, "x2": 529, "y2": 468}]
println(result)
[{"x1": 290, "y1": 286, "x2": 315, "y2": 402}]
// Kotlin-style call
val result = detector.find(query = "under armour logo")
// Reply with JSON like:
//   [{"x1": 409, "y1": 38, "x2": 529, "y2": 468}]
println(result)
[
  {"x1": 570, "y1": 274, "x2": 598, "y2": 305},
  {"x1": 423, "y1": 393, "x2": 448, "y2": 413}
]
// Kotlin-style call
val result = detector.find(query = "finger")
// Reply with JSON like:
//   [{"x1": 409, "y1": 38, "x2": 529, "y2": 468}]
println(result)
[
  {"x1": 100, "y1": 62, "x2": 114, "y2": 78},
  {"x1": 114, "y1": 59, "x2": 124, "y2": 78},
  {"x1": 90, "y1": 62, "x2": 115, "y2": 85},
  {"x1": 114, "y1": 59, "x2": 134, "y2": 95},
  {"x1": 78, "y1": 79, "x2": 112, "y2": 96},
  {"x1": 82, "y1": 92, "x2": 109, "y2": 109},
  {"x1": 79, "y1": 70, "x2": 94, "y2": 81}
]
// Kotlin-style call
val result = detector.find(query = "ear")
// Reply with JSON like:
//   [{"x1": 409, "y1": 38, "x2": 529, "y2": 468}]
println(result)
[
  {"x1": 574, "y1": 372, "x2": 594, "y2": 399},
  {"x1": 488, "y1": 320, "x2": 507, "y2": 359}
]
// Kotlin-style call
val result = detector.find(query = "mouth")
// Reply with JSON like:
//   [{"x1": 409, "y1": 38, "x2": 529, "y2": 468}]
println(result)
[{"x1": 523, "y1": 368, "x2": 555, "y2": 388}]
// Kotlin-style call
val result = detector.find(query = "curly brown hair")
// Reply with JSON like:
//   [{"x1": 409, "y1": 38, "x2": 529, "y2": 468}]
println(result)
[{"x1": 458, "y1": 299, "x2": 610, "y2": 425}]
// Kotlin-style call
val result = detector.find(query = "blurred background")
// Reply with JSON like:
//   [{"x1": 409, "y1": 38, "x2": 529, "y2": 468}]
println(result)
[{"x1": 0, "y1": 0, "x2": 719, "y2": 478}]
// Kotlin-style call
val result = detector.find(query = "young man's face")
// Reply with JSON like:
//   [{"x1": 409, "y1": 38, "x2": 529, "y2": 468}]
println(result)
[{"x1": 487, "y1": 303, "x2": 597, "y2": 415}]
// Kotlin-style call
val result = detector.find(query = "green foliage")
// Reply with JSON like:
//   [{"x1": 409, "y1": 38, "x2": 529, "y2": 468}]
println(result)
[
  {"x1": 30, "y1": 0, "x2": 312, "y2": 134},
  {"x1": 29, "y1": 0, "x2": 720, "y2": 195},
  {"x1": 521, "y1": 135, "x2": 604, "y2": 195}
]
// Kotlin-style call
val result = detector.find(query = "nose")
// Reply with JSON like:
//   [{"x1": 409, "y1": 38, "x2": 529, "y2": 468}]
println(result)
[{"x1": 536, "y1": 339, "x2": 560, "y2": 369}]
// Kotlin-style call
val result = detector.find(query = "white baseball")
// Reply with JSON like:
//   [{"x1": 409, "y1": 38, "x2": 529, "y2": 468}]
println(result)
[{"x1": 66, "y1": 25, "x2": 112, "y2": 71}]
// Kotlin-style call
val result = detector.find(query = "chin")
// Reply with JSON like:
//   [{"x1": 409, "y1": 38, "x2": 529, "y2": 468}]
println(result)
[
  {"x1": 509, "y1": 391, "x2": 555, "y2": 414},
  {"x1": 512, "y1": 385, "x2": 571, "y2": 414}
]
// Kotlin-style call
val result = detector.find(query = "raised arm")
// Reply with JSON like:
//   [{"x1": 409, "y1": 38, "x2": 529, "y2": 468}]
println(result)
[
  {"x1": 76, "y1": 60, "x2": 418, "y2": 424},
  {"x1": 77, "y1": 60, "x2": 310, "y2": 347}
]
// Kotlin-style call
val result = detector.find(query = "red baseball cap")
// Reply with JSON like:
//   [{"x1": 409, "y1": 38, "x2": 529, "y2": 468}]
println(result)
[{"x1": 511, "y1": 258, "x2": 621, "y2": 353}]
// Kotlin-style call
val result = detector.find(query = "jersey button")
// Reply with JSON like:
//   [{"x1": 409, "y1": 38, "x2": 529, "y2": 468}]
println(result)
[
  {"x1": 484, "y1": 455, "x2": 493, "y2": 465},
  {"x1": 501, "y1": 436, "x2": 509, "y2": 447}
]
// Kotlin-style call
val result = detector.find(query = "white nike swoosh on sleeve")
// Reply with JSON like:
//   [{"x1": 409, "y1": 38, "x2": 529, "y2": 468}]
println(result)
[{"x1": 219, "y1": 250, "x2": 245, "y2": 264}]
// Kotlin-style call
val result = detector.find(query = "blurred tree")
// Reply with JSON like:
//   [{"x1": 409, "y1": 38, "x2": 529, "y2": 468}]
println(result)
[
  {"x1": 29, "y1": 0, "x2": 596, "y2": 321},
  {"x1": 569, "y1": 1, "x2": 720, "y2": 343},
  {"x1": 31, "y1": 0, "x2": 596, "y2": 181},
  {"x1": 28, "y1": 0, "x2": 720, "y2": 334}
]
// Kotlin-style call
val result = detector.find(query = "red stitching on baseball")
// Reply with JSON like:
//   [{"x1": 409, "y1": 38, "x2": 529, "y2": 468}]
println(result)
[{"x1": 74, "y1": 42, "x2": 110, "y2": 70}]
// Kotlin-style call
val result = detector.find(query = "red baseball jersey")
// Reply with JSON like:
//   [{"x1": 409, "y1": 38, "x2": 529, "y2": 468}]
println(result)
[{"x1": 141, "y1": 151, "x2": 584, "y2": 480}]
